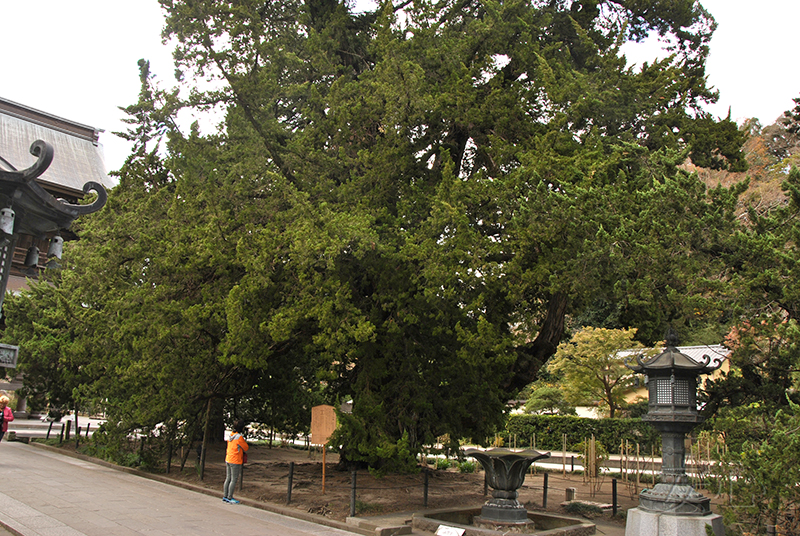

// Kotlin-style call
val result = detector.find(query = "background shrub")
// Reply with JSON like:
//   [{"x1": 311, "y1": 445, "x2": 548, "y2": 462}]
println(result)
[{"x1": 501, "y1": 414, "x2": 660, "y2": 453}]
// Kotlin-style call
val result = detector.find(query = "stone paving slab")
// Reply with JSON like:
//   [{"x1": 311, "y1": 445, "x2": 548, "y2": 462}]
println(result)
[
  {"x1": 0, "y1": 442, "x2": 362, "y2": 536},
  {"x1": 0, "y1": 442, "x2": 629, "y2": 536}
]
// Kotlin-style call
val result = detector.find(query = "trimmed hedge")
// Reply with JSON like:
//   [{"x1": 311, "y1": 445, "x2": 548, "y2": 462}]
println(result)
[{"x1": 501, "y1": 414, "x2": 660, "y2": 453}]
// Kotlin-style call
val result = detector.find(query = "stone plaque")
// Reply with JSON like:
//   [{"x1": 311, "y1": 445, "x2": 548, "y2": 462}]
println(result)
[{"x1": 0, "y1": 343, "x2": 18, "y2": 368}]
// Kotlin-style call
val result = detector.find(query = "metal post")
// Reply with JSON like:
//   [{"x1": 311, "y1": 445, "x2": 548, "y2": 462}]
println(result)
[
  {"x1": 350, "y1": 470, "x2": 357, "y2": 517},
  {"x1": 612, "y1": 478, "x2": 618, "y2": 517},
  {"x1": 287, "y1": 462, "x2": 294, "y2": 504},
  {"x1": 423, "y1": 469, "x2": 429, "y2": 507},
  {"x1": 542, "y1": 473, "x2": 549, "y2": 509},
  {"x1": 46, "y1": 421, "x2": 53, "y2": 440}
]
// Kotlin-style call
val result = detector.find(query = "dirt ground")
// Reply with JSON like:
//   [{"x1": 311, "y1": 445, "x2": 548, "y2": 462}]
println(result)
[{"x1": 154, "y1": 442, "x2": 694, "y2": 528}]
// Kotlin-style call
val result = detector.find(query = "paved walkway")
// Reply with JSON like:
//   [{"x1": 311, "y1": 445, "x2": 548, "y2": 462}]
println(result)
[
  {"x1": 0, "y1": 442, "x2": 360, "y2": 536},
  {"x1": 0, "y1": 441, "x2": 628, "y2": 536}
]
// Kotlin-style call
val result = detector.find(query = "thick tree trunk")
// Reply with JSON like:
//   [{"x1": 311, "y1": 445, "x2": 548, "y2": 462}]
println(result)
[{"x1": 506, "y1": 292, "x2": 569, "y2": 392}]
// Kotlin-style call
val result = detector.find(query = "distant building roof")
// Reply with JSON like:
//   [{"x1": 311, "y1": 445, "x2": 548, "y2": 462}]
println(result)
[
  {"x1": 620, "y1": 345, "x2": 729, "y2": 364},
  {"x1": 0, "y1": 97, "x2": 115, "y2": 196}
]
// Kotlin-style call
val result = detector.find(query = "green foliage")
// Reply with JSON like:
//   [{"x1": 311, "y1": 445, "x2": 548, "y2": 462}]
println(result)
[
  {"x1": 621, "y1": 399, "x2": 650, "y2": 419},
  {"x1": 2, "y1": 278, "x2": 98, "y2": 416},
  {"x1": 705, "y1": 317, "x2": 800, "y2": 416},
  {"x1": 574, "y1": 438, "x2": 609, "y2": 477},
  {"x1": 547, "y1": 328, "x2": 648, "y2": 418},
  {"x1": 703, "y1": 165, "x2": 800, "y2": 415},
  {"x1": 435, "y1": 458, "x2": 452, "y2": 471},
  {"x1": 458, "y1": 460, "x2": 476, "y2": 474},
  {"x1": 711, "y1": 401, "x2": 800, "y2": 535},
  {"x1": 83, "y1": 423, "x2": 161, "y2": 470},
  {"x1": 503, "y1": 414, "x2": 660, "y2": 453},
  {"x1": 522, "y1": 381, "x2": 577, "y2": 416},
  {"x1": 330, "y1": 412, "x2": 418, "y2": 477},
  {"x1": 2, "y1": 0, "x2": 751, "y2": 471}
]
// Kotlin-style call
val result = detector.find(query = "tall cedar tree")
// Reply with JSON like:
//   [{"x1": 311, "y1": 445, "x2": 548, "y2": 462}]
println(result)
[
  {"x1": 156, "y1": 0, "x2": 746, "y2": 465},
  {"x1": 4, "y1": 1, "x2": 748, "y2": 468}
]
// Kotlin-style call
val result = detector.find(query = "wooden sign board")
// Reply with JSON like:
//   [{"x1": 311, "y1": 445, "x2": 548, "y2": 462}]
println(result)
[{"x1": 311, "y1": 404, "x2": 337, "y2": 446}]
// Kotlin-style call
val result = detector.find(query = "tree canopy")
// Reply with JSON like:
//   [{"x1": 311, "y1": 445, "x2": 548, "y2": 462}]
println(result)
[
  {"x1": 547, "y1": 327, "x2": 646, "y2": 417},
  {"x1": 2, "y1": 0, "x2": 751, "y2": 468}
]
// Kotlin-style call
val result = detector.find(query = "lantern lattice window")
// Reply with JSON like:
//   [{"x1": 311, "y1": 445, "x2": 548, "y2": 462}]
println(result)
[
  {"x1": 656, "y1": 379, "x2": 671, "y2": 404},
  {"x1": 674, "y1": 379, "x2": 691, "y2": 405}
]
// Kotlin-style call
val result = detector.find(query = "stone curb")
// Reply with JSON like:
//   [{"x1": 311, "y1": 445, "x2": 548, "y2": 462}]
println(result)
[{"x1": 18, "y1": 441, "x2": 373, "y2": 536}]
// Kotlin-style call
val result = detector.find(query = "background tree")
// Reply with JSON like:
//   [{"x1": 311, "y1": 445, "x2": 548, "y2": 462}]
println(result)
[
  {"x1": 712, "y1": 401, "x2": 800, "y2": 535},
  {"x1": 702, "y1": 166, "x2": 800, "y2": 415},
  {"x1": 2, "y1": 278, "x2": 100, "y2": 420},
  {"x1": 521, "y1": 380, "x2": 577, "y2": 416},
  {"x1": 547, "y1": 327, "x2": 647, "y2": 417}
]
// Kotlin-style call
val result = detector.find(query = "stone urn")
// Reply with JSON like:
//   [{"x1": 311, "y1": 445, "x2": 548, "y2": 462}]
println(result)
[{"x1": 463, "y1": 447, "x2": 550, "y2": 529}]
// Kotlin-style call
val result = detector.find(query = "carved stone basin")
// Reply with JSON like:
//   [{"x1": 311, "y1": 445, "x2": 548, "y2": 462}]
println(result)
[{"x1": 463, "y1": 447, "x2": 550, "y2": 529}]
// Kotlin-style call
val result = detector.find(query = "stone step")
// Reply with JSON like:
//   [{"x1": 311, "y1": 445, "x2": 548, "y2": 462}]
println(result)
[{"x1": 346, "y1": 515, "x2": 413, "y2": 536}]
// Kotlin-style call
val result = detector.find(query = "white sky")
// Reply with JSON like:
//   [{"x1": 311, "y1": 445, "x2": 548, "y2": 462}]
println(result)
[{"x1": 1, "y1": 0, "x2": 798, "y2": 173}]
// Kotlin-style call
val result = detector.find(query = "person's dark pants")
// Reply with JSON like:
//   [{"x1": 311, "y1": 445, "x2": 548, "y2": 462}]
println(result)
[{"x1": 223, "y1": 462, "x2": 243, "y2": 499}]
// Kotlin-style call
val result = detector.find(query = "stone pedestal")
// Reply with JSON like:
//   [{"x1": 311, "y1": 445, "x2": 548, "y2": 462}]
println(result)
[
  {"x1": 638, "y1": 484, "x2": 711, "y2": 515},
  {"x1": 473, "y1": 516, "x2": 536, "y2": 534},
  {"x1": 626, "y1": 508, "x2": 725, "y2": 536},
  {"x1": 477, "y1": 499, "x2": 529, "y2": 523}
]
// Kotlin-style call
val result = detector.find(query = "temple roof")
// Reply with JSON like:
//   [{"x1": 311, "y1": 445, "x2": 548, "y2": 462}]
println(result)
[
  {"x1": 0, "y1": 97, "x2": 115, "y2": 196},
  {"x1": 625, "y1": 344, "x2": 726, "y2": 375}
]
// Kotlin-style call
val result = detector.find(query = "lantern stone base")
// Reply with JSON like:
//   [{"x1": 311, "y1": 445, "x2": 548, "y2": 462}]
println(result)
[
  {"x1": 638, "y1": 484, "x2": 712, "y2": 515},
  {"x1": 625, "y1": 507, "x2": 724, "y2": 536}
]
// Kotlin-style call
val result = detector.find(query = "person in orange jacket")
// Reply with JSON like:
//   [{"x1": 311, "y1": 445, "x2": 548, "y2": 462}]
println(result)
[
  {"x1": 222, "y1": 419, "x2": 249, "y2": 504},
  {"x1": 0, "y1": 395, "x2": 14, "y2": 441}
]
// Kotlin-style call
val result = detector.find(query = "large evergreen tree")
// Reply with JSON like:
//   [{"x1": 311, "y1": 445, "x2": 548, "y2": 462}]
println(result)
[
  {"x1": 3, "y1": 1, "x2": 748, "y2": 468},
  {"x1": 155, "y1": 0, "x2": 745, "y2": 463}
]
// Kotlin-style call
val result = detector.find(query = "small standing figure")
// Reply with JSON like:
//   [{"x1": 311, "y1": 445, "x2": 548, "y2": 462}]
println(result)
[
  {"x1": 0, "y1": 395, "x2": 14, "y2": 441},
  {"x1": 222, "y1": 419, "x2": 249, "y2": 504}
]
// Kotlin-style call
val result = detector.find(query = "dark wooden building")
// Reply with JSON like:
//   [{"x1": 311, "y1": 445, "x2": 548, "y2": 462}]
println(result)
[
  {"x1": 0, "y1": 96, "x2": 115, "y2": 295},
  {"x1": 0, "y1": 97, "x2": 114, "y2": 415}
]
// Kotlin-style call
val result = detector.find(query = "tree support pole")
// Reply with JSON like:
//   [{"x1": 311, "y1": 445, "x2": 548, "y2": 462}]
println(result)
[{"x1": 200, "y1": 398, "x2": 211, "y2": 480}]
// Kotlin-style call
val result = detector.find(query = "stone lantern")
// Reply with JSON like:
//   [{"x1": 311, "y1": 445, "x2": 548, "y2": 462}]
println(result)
[{"x1": 624, "y1": 331, "x2": 725, "y2": 535}]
